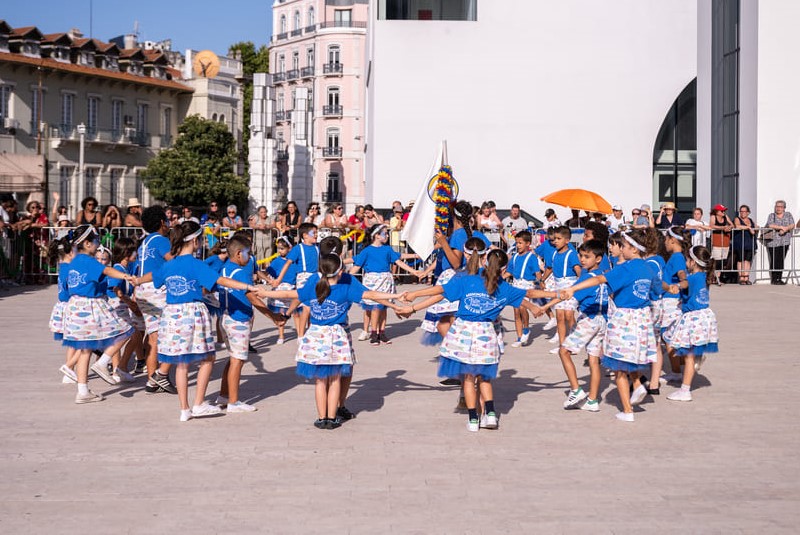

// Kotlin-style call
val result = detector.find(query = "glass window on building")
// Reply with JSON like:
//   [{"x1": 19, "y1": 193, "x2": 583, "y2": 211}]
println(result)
[
  {"x1": 137, "y1": 103, "x2": 148, "y2": 135},
  {"x1": 87, "y1": 96, "x2": 99, "y2": 136},
  {"x1": 327, "y1": 128, "x2": 340, "y2": 148},
  {"x1": 59, "y1": 166, "x2": 73, "y2": 204},
  {"x1": 294, "y1": 10, "x2": 301, "y2": 30},
  {"x1": 280, "y1": 15, "x2": 287, "y2": 34},
  {"x1": 61, "y1": 93, "x2": 74, "y2": 133},
  {"x1": 162, "y1": 107, "x2": 172, "y2": 145},
  {"x1": 111, "y1": 100, "x2": 123, "y2": 136},
  {"x1": 328, "y1": 45, "x2": 340, "y2": 66},
  {"x1": 380, "y1": 0, "x2": 477, "y2": 21},
  {"x1": 109, "y1": 168, "x2": 122, "y2": 206},
  {"x1": 135, "y1": 171, "x2": 144, "y2": 200},
  {"x1": 307, "y1": 48, "x2": 314, "y2": 68},
  {"x1": 85, "y1": 167, "x2": 98, "y2": 199},
  {"x1": 31, "y1": 89, "x2": 44, "y2": 135},
  {"x1": 308, "y1": 7, "x2": 315, "y2": 28},
  {"x1": 334, "y1": 9, "x2": 352, "y2": 27},
  {"x1": 292, "y1": 51, "x2": 300, "y2": 71},
  {"x1": 0, "y1": 85, "x2": 10, "y2": 121},
  {"x1": 327, "y1": 172, "x2": 341, "y2": 198},
  {"x1": 327, "y1": 87, "x2": 340, "y2": 107}
]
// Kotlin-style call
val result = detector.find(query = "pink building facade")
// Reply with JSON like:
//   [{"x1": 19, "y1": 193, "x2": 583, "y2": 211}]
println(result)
[{"x1": 266, "y1": 0, "x2": 368, "y2": 213}]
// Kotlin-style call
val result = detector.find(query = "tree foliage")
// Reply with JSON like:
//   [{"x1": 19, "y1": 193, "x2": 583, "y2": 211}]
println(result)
[
  {"x1": 141, "y1": 115, "x2": 248, "y2": 207},
  {"x1": 228, "y1": 41, "x2": 270, "y2": 169}
]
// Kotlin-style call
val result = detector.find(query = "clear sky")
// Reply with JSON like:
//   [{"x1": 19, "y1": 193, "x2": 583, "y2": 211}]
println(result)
[{"x1": 3, "y1": 0, "x2": 273, "y2": 55}]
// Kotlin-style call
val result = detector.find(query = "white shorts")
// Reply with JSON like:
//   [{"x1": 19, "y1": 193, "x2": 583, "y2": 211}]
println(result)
[
  {"x1": 562, "y1": 315, "x2": 607, "y2": 357},
  {"x1": 552, "y1": 276, "x2": 578, "y2": 311},
  {"x1": 222, "y1": 314, "x2": 253, "y2": 361}
]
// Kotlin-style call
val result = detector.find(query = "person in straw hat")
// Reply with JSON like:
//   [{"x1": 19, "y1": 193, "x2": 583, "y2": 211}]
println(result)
[{"x1": 125, "y1": 198, "x2": 143, "y2": 227}]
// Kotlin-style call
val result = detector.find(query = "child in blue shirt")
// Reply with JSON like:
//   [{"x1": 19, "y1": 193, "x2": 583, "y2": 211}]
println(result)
[
  {"x1": 562, "y1": 230, "x2": 658, "y2": 423},
  {"x1": 505, "y1": 230, "x2": 541, "y2": 348},
  {"x1": 47, "y1": 235, "x2": 77, "y2": 384},
  {"x1": 541, "y1": 226, "x2": 581, "y2": 352},
  {"x1": 534, "y1": 227, "x2": 558, "y2": 331},
  {"x1": 402, "y1": 239, "x2": 557, "y2": 432},
  {"x1": 135, "y1": 221, "x2": 263, "y2": 422},
  {"x1": 350, "y1": 223, "x2": 421, "y2": 346},
  {"x1": 258, "y1": 254, "x2": 403, "y2": 430},
  {"x1": 108, "y1": 237, "x2": 144, "y2": 383},
  {"x1": 265, "y1": 236, "x2": 300, "y2": 344},
  {"x1": 665, "y1": 246, "x2": 719, "y2": 402},
  {"x1": 271, "y1": 223, "x2": 319, "y2": 338},
  {"x1": 661, "y1": 226, "x2": 690, "y2": 383}
]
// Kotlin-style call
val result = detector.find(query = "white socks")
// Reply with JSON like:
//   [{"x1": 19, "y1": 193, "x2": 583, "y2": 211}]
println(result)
[
  {"x1": 680, "y1": 384, "x2": 691, "y2": 392},
  {"x1": 77, "y1": 383, "x2": 89, "y2": 395},
  {"x1": 96, "y1": 353, "x2": 112, "y2": 367}
]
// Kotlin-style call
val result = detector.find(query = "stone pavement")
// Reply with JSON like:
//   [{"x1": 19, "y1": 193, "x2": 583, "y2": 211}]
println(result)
[{"x1": 0, "y1": 283, "x2": 798, "y2": 533}]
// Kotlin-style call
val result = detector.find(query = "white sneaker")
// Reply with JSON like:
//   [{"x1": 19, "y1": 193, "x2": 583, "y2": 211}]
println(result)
[
  {"x1": 90, "y1": 362, "x2": 116, "y2": 385},
  {"x1": 357, "y1": 331, "x2": 370, "y2": 341},
  {"x1": 580, "y1": 399, "x2": 600, "y2": 412},
  {"x1": 479, "y1": 412, "x2": 499, "y2": 429},
  {"x1": 630, "y1": 384, "x2": 648, "y2": 406},
  {"x1": 615, "y1": 411, "x2": 634, "y2": 422},
  {"x1": 214, "y1": 396, "x2": 228, "y2": 407},
  {"x1": 191, "y1": 402, "x2": 223, "y2": 417},
  {"x1": 519, "y1": 331, "x2": 531, "y2": 345},
  {"x1": 227, "y1": 401, "x2": 257, "y2": 413},
  {"x1": 59, "y1": 364, "x2": 78, "y2": 382},
  {"x1": 466, "y1": 419, "x2": 479, "y2": 432},
  {"x1": 276, "y1": 338, "x2": 285, "y2": 345},
  {"x1": 180, "y1": 409, "x2": 193, "y2": 422},
  {"x1": 75, "y1": 390, "x2": 104, "y2": 404},
  {"x1": 543, "y1": 317, "x2": 557, "y2": 331},
  {"x1": 694, "y1": 355, "x2": 707, "y2": 372},
  {"x1": 61, "y1": 375, "x2": 76, "y2": 384},
  {"x1": 661, "y1": 372, "x2": 683, "y2": 384},
  {"x1": 549, "y1": 346, "x2": 560, "y2": 354},
  {"x1": 511, "y1": 339, "x2": 523, "y2": 348},
  {"x1": 110, "y1": 373, "x2": 122, "y2": 384},
  {"x1": 667, "y1": 389, "x2": 693, "y2": 402},
  {"x1": 548, "y1": 333, "x2": 559, "y2": 344},
  {"x1": 563, "y1": 388, "x2": 588, "y2": 409},
  {"x1": 115, "y1": 369, "x2": 135, "y2": 383}
]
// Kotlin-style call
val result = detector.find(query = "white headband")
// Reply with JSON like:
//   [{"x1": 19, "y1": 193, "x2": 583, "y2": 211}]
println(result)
[
  {"x1": 74, "y1": 226, "x2": 97, "y2": 246},
  {"x1": 689, "y1": 248, "x2": 708, "y2": 268},
  {"x1": 453, "y1": 205, "x2": 465, "y2": 218},
  {"x1": 463, "y1": 245, "x2": 489, "y2": 256},
  {"x1": 97, "y1": 245, "x2": 111, "y2": 257},
  {"x1": 183, "y1": 229, "x2": 202, "y2": 242},
  {"x1": 277, "y1": 235, "x2": 292, "y2": 247},
  {"x1": 622, "y1": 232, "x2": 647, "y2": 252},
  {"x1": 325, "y1": 256, "x2": 343, "y2": 278},
  {"x1": 371, "y1": 224, "x2": 388, "y2": 238},
  {"x1": 668, "y1": 228, "x2": 684, "y2": 241}
]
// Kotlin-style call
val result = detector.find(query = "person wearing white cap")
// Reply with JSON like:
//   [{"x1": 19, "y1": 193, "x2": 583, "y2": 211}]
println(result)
[
  {"x1": 606, "y1": 205, "x2": 626, "y2": 232},
  {"x1": 125, "y1": 198, "x2": 143, "y2": 227}
]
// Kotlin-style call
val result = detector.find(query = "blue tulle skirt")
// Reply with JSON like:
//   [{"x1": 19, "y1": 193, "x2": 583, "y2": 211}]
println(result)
[
  {"x1": 675, "y1": 342, "x2": 719, "y2": 357},
  {"x1": 157, "y1": 352, "x2": 214, "y2": 365},
  {"x1": 437, "y1": 356, "x2": 498, "y2": 380},
  {"x1": 361, "y1": 303, "x2": 386, "y2": 311},
  {"x1": 53, "y1": 333, "x2": 63, "y2": 341},
  {"x1": 601, "y1": 356, "x2": 651, "y2": 373},
  {"x1": 296, "y1": 362, "x2": 353, "y2": 380}
]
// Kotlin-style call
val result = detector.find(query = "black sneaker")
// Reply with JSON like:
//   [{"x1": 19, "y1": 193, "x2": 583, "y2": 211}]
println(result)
[
  {"x1": 369, "y1": 332, "x2": 380, "y2": 346},
  {"x1": 326, "y1": 416, "x2": 343, "y2": 429},
  {"x1": 439, "y1": 378, "x2": 462, "y2": 386},
  {"x1": 151, "y1": 372, "x2": 177, "y2": 394},
  {"x1": 133, "y1": 360, "x2": 147, "y2": 375},
  {"x1": 248, "y1": 344, "x2": 257, "y2": 354},
  {"x1": 379, "y1": 332, "x2": 392, "y2": 345},
  {"x1": 314, "y1": 418, "x2": 328, "y2": 429},
  {"x1": 337, "y1": 406, "x2": 356, "y2": 420},
  {"x1": 145, "y1": 380, "x2": 159, "y2": 394}
]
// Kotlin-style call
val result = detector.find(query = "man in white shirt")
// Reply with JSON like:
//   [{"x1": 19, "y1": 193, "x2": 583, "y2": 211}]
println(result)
[
  {"x1": 685, "y1": 207, "x2": 710, "y2": 247},
  {"x1": 501, "y1": 204, "x2": 529, "y2": 244},
  {"x1": 606, "y1": 205, "x2": 626, "y2": 232},
  {"x1": 178, "y1": 206, "x2": 200, "y2": 225}
]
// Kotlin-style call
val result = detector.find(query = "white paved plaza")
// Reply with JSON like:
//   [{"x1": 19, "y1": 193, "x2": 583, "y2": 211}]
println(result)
[{"x1": 0, "y1": 283, "x2": 798, "y2": 533}]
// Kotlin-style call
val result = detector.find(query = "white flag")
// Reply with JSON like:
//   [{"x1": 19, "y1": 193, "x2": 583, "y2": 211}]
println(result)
[{"x1": 401, "y1": 141, "x2": 447, "y2": 261}]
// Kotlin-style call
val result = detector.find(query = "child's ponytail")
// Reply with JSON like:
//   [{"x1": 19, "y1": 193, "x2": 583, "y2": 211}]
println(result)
[
  {"x1": 170, "y1": 221, "x2": 201, "y2": 256},
  {"x1": 452, "y1": 200, "x2": 474, "y2": 238},
  {"x1": 315, "y1": 253, "x2": 342, "y2": 303},
  {"x1": 463, "y1": 237, "x2": 486, "y2": 275},
  {"x1": 47, "y1": 236, "x2": 71, "y2": 267},
  {"x1": 483, "y1": 249, "x2": 508, "y2": 295},
  {"x1": 689, "y1": 245, "x2": 715, "y2": 287}
]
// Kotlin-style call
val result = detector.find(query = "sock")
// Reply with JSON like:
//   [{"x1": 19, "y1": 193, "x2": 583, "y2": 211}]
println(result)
[
  {"x1": 77, "y1": 383, "x2": 89, "y2": 395},
  {"x1": 586, "y1": 398, "x2": 598, "y2": 404},
  {"x1": 484, "y1": 400, "x2": 495, "y2": 414},
  {"x1": 154, "y1": 370, "x2": 166, "y2": 378},
  {"x1": 571, "y1": 387, "x2": 583, "y2": 395},
  {"x1": 96, "y1": 353, "x2": 112, "y2": 367},
  {"x1": 467, "y1": 408, "x2": 478, "y2": 421},
  {"x1": 522, "y1": 328, "x2": 530, "y2": 335},
  {"x1": 680, "y1": 384, "x2": 691, "y2": 392}
]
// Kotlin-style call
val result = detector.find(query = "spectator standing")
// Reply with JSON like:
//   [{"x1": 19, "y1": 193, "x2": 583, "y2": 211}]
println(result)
[
  {"x1": 51, "y1": 192, "x2": 70, "y2": 226},
  {"x1": 223, "y1": 205, "x2": 244, "y2": 230},
  {"x1": 655, "y1": 201, "x2": 684, "y2": 228},
  {"x1": 349, "y1": 205, "x2": 366, "y2": 230},
  {"x1": 403, "y1": 201, "x2": 414, "y2": 222},
  {"x1": 363, "y1": 204, "x2": 384, "y2": 227},
  {"x1": 709, "y1": 204, "x2": 734, "y2": 284},
  {"x1": 606, "y1": 205, "x2": 626, "y2": 232},
  {"x1": 543, "y1": 208, "x2": 562, "y2": 229},
  {"x1": 281, "y1": 201, "x2": 301, "y2": 241},
  {"x1": 632, "y1": 205, "x2": 654, "y2": 229},
  {"x1": 75, "y1": 197, "x2": 100, "y2": 226},
  {"x1": 764, "y1": 200, "x2": 795, "y2": 285},
  {"x1": 200, "y1": 201, "x2": 221, "y2": 225},
  {"x1": 248, "y1": 205, "x2": 275, "y2": 261},
  {"x1": 502, "y1": 203, "x2": 529, "y2": 246},
  {"x1": 305, "y1": 202, "x2": 324, "y2": 226},
  {"x1": 732, "y1": 204, "x2": 757, "y2": 284},
  {"x1": 565, "y1": 209, "x2": 586, "y2": 229},
  {"x1": 179, "y1": 207, "x2": 200, "y2": 225},
  {"x1": 323, "y1": 203, "x2": 348, "y2": 230},
  {"x1": 685, "y1": 207, "x2": 710, "y2": 247},
  {"x1": 124, "y1": 198, "x2": 143, "y2": 227}
]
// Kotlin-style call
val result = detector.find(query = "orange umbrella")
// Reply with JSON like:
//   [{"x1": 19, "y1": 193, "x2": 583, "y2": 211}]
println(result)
[{"x1": 540, "y1": 188, "x2": 613, "y2": 215}]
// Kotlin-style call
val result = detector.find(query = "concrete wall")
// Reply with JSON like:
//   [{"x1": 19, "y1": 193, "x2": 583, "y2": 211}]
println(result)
[{"x1": 367, "y1": 0, "x2": 697, "y2": 219}]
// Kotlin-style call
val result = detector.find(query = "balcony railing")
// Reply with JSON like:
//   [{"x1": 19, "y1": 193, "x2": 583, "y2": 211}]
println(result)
[
  {"x1": 290, "y1": 29, "x2": 302, "y2": 37},
  {"x1": 275, "y1": 111, "x2": 290, "y2": 122},
  {"x1": 49, "y1": 125, "x2": 150, "y2": 146},
  {"x1": 286, "y1": 69, "x2": 299, "y2": 81},
  {"x1": 277, "y1": 149, "x2": 289, "y2": 161},
  {"x1": 322, "y1": 146, "x2": 342, "y2": 158},
  {"x1": 319, "y1": 21, "x2": 367, "y2": 29},
  {"x1": 273, "y1": 72, "x2": 287, "y2": 83},
  {"x1": 323, "y1": 62, "x2": 343, "y2": 75},
  {"x1": 305, "y1": 25, "x2": 316, "y2": 34},
  {"x1": 322, "y1": 191, "x2": 342, "y2": 202},
  {"x1": 300, "y1": 66, "x2": 314, "y2": 78},
  {"x1": 276, "y1": 32, "x2": 288, "y2": 41},
  {"x1": 322, "y1": 105, "x2": 343, "y2": 116}
]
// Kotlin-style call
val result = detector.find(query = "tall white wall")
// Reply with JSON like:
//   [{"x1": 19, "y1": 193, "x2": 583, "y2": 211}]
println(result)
[{"x1": 368, "y1": 0, "x2": 696, "y2": 219}]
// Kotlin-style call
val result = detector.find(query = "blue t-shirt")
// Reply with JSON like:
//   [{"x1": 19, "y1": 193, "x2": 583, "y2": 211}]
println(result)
[
  {"x1": 663, "y1": 252, "x2": 687, "y2": 298},
  {"x1": 287, "y1": 243, "x2": 319, "y2": 274},
  {"x1": 573, "y1": 269, "x2": 609, "y2": 319},
  {"x1": 137, "y1": 233, "x2": 170, "y2": 276},
  {"x1": 442, "y1": 274, "x2": 526, "y2": 322},
  {"x1": 57, "y1": 261, "x2": 71, "y2": 302},
  {"x1": 508, "y1": 251, "x2": 539, "y2": 281},
  {"x1": 552, "y1": 248, "x2": 581, "y2": 279},
  {"x1": 603, "y1": 258, "x2": 655, "y2": 310},
  {"x1": 219, "y1": 260, "x2": 253, "y2": 320},
  {"x1": 599, "y1": 254, "x2": 611, "y2": 273},
  {"x1": 535, "y1": 240, "x2": 556, "y2": 269},
  {"x1": 268, "y1": 256, "x2": 297, "y2": 285},
  {"x1": 645, "y1": 256, "x2": 666, "y2": 301},
  {"x1": 442, "y1": 228, "x2": 492, "y2": 271},
  {"x1": 354, "y1": 244, "x2": 401, "y2": 273},
  {"x1": 204, "y1": 254, "x2": 226, "y2": 274},
  {"x1": 152, "y1": 255, "x2": 220, "y2": 305},
  {"x1": 682, "y1": 272, "x2": 710, "y2": 312},
  {"x1": 107, "y1": 262, "x2": 133, "y2": 298},
  {"x1": 297, "y1": 272, "x2": 366, "y2": 326},
  {"x1": 66, "y1": 253, "x2": 109, "y2": 298}
]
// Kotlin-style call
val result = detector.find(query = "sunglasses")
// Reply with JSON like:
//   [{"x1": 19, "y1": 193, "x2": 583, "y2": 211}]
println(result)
[{"x1": 632, "y1": 211, "x2": 641, "y2": 215}]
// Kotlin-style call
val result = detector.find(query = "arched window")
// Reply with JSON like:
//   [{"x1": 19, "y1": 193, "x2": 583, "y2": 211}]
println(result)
[
  {"x1": 278, "y1": 54, "x2": 285, "y2": 73},
  {"x1": 308, "y1": 7, "x2": 315, "y2": 27},
  {"x1": 328, "y1": 45, "x2": 340, "y2": 65},
  {"x1": 219, "y1": 114, "x2": 225, "y2": 124},
  {"x1": 280, "y1": 14, "x2": 287, "y2": 34},
  {"x1": 294, "y1": 11, "x2": 301, "y2": 30},
  {"x1": 292, "y1": 51, "x2": 299, "y2": 71},
  {"x1": 327, "y1": 87, "x2": 340, "y2": 107},
  {"x1": 306, "y1": 48, "x2": 314, "y2": 68},
  {"x1": 212, "y1": 113, "x2": 218, "y2": 121}
]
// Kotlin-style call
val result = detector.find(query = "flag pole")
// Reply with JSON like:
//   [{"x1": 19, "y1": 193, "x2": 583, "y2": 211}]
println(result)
[{"x1": 441, "y1": 139, "x2": 448, "y2": 167}]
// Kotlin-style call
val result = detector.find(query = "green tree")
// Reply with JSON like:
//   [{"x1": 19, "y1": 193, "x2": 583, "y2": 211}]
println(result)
[
  {"x1": 228, "y1": 41, "x2": 270, "y2": 169},
  {"x1": 141, "y1": 115, "x2": 248, "y2": 207}
]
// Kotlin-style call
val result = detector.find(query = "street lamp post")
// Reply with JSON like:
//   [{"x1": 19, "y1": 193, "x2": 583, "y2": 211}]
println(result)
[{"x1": 77, "y1": 123, "x2": 86, "y2": 211}]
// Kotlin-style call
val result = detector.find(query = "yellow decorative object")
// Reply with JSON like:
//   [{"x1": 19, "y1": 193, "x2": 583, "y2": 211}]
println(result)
[{"x1": 256, "y1": 252, "x2": 280, "y2": 267}]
